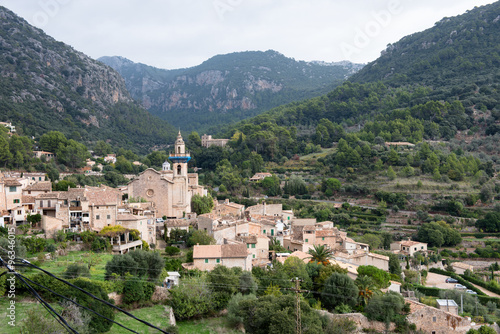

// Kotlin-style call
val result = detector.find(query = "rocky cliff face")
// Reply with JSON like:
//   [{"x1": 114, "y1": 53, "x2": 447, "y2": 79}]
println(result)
[
  {"x1": 0, "y1": 6, "x2": 176, "y2": 151},
  {"x1": 99, "y1": 51, "x2": 364, "y2": 132}
]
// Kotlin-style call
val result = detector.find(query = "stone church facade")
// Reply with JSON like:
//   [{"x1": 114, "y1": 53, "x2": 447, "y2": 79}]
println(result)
[{"x1": 127, "y1": 132, "x2": 206, "y2": 218}]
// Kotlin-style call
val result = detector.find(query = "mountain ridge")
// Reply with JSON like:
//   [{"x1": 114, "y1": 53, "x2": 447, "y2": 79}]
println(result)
[
  {"x1": 0, "y1": 6, "x2": 177, "y2": 152},
  {"x1": 99, "y1": 51, "x2": 364, "y2": 132}
]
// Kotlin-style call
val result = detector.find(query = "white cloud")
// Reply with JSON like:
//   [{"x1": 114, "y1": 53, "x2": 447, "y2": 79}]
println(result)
[{"x1": 0, "y1": 0, "x2": 496, "y2": 69}]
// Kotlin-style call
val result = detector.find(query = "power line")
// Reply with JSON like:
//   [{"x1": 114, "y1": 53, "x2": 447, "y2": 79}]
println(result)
[
  {"x1": 17, "y1": 272, "x2": 141, "y2": 334},
  {"x1": 0, "y1": 256, "x2": 79, "y2": 334},
  {"x1": 10, "y1": 258, "x2": 171, "y2": 334}
]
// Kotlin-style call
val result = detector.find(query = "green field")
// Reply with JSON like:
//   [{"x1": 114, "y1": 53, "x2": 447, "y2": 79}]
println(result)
[{"x1": 0, "y1": 298, "x2": 240, "y2": 334}]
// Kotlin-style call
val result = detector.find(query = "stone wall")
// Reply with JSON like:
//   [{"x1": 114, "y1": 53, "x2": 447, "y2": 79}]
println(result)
[
  {"x1": 317, "y1": 311, "x2": 395, "y2": 333},
  {"x1": 41, "y1": 215, "x2": 63, "y2": 234}
]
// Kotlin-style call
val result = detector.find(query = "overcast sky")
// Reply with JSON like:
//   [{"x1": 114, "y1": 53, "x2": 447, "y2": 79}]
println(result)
[{"x1": 0, "y1": 0, "x2": 496, "y2": 69}]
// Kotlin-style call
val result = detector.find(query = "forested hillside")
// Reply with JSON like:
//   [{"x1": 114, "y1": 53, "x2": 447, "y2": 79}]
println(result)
[
  {"x1": 0, "y1": 6, "x2": 177, "y2": 152},
  {"x1": 99, "y1": 51, "x2": 363, "y2": 132},
  {"x1": 350, "y1": 1, "x2": 500, "y2": 116},
  {"x1": 212, "y1": 2, "x2": 500, "y2": 164}
]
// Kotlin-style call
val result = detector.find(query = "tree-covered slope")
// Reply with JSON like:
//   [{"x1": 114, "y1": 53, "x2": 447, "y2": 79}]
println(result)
[
  {"x1": 349, "y1": 1, "x2": 500, "y2": 112},
  {"x1": 99, "y1": 51, "x2": 364, "y2": 132},
  {"x1": 0, "y1": 6, "x2": 176, "y2": 152}
]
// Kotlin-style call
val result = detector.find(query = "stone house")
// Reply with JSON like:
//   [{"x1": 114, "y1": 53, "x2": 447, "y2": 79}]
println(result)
[
  {"x1": 236, "y1": 234, "x2": 269, "y2": 265},
  {"x1": 213, "y1": 198, "x2": 245, "y2": 218},
  {"x1": 33, "y1": 151, "x2": 55, "y2": 160},
  {"x1": 335, "y1": 251, "x2": 389, "y2": 271},
  {"x1": 192, "y1": 243, "x2": 252, "y2": 271},
  {"x1": 116, "y1": 213, "x2": 151, "y2": 245},
  {"x1": 2, "y1": 177, "x2": 26, "y2": 212},
  {"x1": 197, "y1": 213, "x2": 219, "y2": 235},
  {"x1": 390, "y1": 239, "x2": 428, "y2": 257},
  {"x1": 23, "y1": 181, "x2": 52, "y2": 196},
  {"x1": 201, "y1": 134, "x2": 229, "y2": 148},
  {"x1": 127, "y1": 132, "x2": 206, "y2": 219},
  {"x1": 245, "y1": 202, "x2": 283, "y2": 217},
  {"x1": 406, "y1": 299, "x2": 475, "y2": 333},
  {"x1": 164, "y1": 219, "x2": 192, "y2": 238},
  {"x1": 249, "y1": 172, "x2": 273, "y2": 182},
  {"x1": 212, "y1": 221, "x2": 260, "y2": 244},
  {"x1": 35, "y1": 185, "x2": 121, "y2": 232}
]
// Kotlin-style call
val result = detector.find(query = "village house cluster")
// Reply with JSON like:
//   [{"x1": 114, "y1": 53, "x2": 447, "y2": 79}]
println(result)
[{"x1": 0, "y1": 131, "x2": 489, "y2": 333}]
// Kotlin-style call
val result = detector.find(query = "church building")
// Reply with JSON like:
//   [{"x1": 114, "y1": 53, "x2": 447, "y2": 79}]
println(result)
[{"x1": 127, "y1": 131, "x2": 206, "y2": 218}]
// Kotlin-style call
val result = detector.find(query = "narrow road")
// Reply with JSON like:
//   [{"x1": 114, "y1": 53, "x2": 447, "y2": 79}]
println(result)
[{"x1": 425, "y1": 272, "x2": 500, "y2": 298}]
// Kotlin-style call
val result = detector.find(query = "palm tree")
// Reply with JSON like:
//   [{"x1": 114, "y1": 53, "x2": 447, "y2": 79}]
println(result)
[
  {"x1": 355, "y1": 275, "x2": 377, "y2": 306},
  {"x1": 308, "y1": 244, "x2": 333, "y2": 265}
]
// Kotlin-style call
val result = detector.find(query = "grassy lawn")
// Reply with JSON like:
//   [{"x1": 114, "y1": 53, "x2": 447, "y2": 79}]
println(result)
[
  {"x1": 0, "y1": 298, "x2": 240, "y2": 334},
  {"x1": 25, "y1": 251, "x2": 114, "y2": 280},
  {"x1": 0, "y1": 297, "x2": 39, "y2": 334}
]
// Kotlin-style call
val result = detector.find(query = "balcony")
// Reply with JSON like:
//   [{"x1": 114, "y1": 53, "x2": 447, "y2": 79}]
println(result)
[{"x1": 112, "y1": 239, "x2": 143, "y2": 254}]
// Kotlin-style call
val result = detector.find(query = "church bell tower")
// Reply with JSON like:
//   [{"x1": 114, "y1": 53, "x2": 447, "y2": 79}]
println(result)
[{"x1": 169, "y1": 130, "x2": 191, "y2": 176}]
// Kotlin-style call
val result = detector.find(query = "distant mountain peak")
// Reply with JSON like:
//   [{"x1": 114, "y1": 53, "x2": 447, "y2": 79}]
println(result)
[{"x1": 99, "y1": 52, "x2": 364, "y2": 132}]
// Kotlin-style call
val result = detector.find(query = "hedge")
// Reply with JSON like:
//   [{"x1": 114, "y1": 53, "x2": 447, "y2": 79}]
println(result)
[
  {"x1": 462, "y1": 274, "x2": 500, "y2": 296},
  {"x1": 415, "y1": 285, "x2": 441, "y2": 297}
]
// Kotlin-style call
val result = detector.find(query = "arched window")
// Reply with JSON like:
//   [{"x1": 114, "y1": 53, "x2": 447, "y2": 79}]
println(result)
[
  {"x1": 177, "y1": 165, "x2": 181, "y2": 175},
  {"x1": 177, "y1": 147, "x2": 180, "y2": 154}
]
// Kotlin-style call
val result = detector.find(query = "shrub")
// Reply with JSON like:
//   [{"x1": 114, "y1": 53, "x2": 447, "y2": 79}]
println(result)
[
  {"x1": 165, "y1": 246, "x2": 180, "y2": 256},
  {"x1": 365, "y1": 292, "x2": 405, "y2": 322},
  {"x1": 122, "y1": 279, "x2": 145, "y2": 304},
  {"x1": 63, "y1": 264, "x2": 91, "y2": 279},
  {"x1": 321, "y1": 273, "x2": 358, "y2": 310},
  {"x1": 45, "y1": 243, "x2": 57, "y2": 253}
]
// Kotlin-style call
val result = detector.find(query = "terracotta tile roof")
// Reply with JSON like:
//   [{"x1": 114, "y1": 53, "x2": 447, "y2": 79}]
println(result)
[
  {"x1": 117, "y1": 214, "x2": 142, "y2": 221},
  {"x1": 37, "y1": 192, "x2": 63, "y2": 199},
  {"x1": 4, "y1": 178, "x2": 21, "y2": 186},
  {"x1": 21, "y1": 195, "x2": 35, "y2": 203},
  {"x1": 221, "y1": 244, "x2": 248, "y2": 258},
  {"x1": 289, "y1": 251, "x2": 312, "y2": 261},
  {"x1": 237, "y1": 235, "x2": 257, "y2": 244},
  {"x1": 165, "y1": 219, "x2": 191, "y2": 227},
  {"x1": 316, "y1": 230, "x2": 335, "y2": 237},
  {"x1": 193, "y1": 245, "x2": 221, "y2": 259},
  {"x1": 25, "y1": 181, "x2": 52, "y2": 191},
  {"x1": 84, "y1": 186, "x2": 120, "y2": 206},
  {"x1": 399, "y1": 240, "x2": 425, "y2": 247}
]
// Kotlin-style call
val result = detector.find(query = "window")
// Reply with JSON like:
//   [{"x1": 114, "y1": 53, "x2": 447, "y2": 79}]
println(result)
[
  {"x1": 96, "y1": 215, "x2": 100, "y2": 220},
  {"x1": 322, "y1": 237, "x2": 325, "y2": 241},
  {"x1": 17, "y1": 210, "x2": 22, "y2": 215},
  {"x1": 13, "y1": 199, "x2": 20, "y2": 204},
  {"x1": 247, "y1": 244, "x2": 249, "y2": 248},
  {"x1": 251, "y1": 244, "x2": 255, "y2": 248},
  {"x1": 252, "y1": 254, "x2": 255, "y2": 259},
  {"x1": 263, "y1": 229, "x2": 266, "y2": 234},
  {"x1": 216, "y1": 259, "x2": 220, "y2": 263},
  {"x1": 9, "y1": 186, "x2": 16, "y2": 192},
  {"x1": 414, "y1": 247, "x2": 417, "y2": 251},
  {"x1": 432, "y1": 317, "x2": 436, "y2": 322},
  {"x1": 305, "y1": 239, "x2": 308, "y2": 243},
  {"x1": 107, "y1": 215, "x2": 111, "y2": 219},
  {"x1": 39, "y1": 177, "x2": 42, "y2": 181},
  {"x1": 205, "y1": 259, "x2": 208, "y2": 263},
  {"x1": 421, "y1": 246, "x2": 424, "y2": 249}
]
